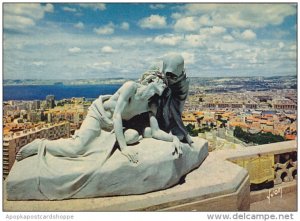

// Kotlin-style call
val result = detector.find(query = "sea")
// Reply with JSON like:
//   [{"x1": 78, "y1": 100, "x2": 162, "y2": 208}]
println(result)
[{"x1": 3, "y1": 84, "x2": 122, "y2": 101}]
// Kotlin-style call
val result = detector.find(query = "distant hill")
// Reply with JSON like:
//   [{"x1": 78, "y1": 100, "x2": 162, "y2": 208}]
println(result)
[{"x1": 3, "y1": 78, "x2": 133, "y2": 86}]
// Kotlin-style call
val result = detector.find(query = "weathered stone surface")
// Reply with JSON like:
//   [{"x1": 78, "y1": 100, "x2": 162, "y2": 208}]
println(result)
[
  {"x1": 4, "y1": 152, "x2": 249, "y2": 211},
  {"x1": 6, "y1": 137, "x2": 208, "y2": 201}
]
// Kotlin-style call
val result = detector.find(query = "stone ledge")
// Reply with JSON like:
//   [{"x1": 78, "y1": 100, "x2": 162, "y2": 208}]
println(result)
[
  {"x1": 228, "y1": 140, "x2": 297, "y2": 160},
  {"x1": 202, "y1": 140, "x2": 296, "y2": 164},
  {"x1": 158, "y1": 175, "x2": 250, "y2": 211},
  {"x1": 250, "y1": 180, "x2": 297, "y2": 204}
]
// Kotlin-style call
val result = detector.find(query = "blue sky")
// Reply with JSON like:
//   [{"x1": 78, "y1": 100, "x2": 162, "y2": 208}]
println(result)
[{"x1": 3, "y1": 3, "x2": 297, "y2": 80}]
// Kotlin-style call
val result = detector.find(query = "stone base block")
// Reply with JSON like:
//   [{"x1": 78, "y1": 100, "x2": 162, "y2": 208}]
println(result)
[
  {"x1": 4, "y1": 151, "x2": 250, "y2": 211},
  {"x1": 6, "y1": 137, "x2": 208, "y2": 201}
]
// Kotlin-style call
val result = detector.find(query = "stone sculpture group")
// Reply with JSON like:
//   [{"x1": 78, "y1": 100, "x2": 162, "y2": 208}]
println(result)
[{"x1": 6, "y1": 54, "x2": 208, "y2": 200}]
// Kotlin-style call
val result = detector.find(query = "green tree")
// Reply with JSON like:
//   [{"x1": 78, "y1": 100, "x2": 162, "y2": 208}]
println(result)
[{"x1": 234, "y1": 126, "x2": 285, "y2": 145}]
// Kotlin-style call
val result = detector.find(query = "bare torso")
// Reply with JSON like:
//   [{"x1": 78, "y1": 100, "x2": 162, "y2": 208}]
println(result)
[{"x1": 103, "y1": 82, "x2": 150, "y2": 121}]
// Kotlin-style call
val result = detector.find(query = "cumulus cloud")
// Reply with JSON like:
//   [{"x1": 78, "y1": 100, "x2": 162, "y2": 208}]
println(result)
[
  {"x1": 185, "y1": 34, "x2": 206, "y2": 47},
  {"x1": 152, "y1": 34, "x2": 183, "y2": 46},
  {"x1": 198, "y1": 15, "x2": 213, "y2": 26},
  {"x1": 101, "y1": 46, "x2": 117, "y2": 53},
  {"x1": 74, "y1": 22, "x2": 84, "y2": 29},
  {"x1": 88, "y1": 61, "x2": 112, "y2": 70},
  {"x1": 171, "y1": 12, "x2": 182, "y2": 20},
  {"x1": 63, "y1": 7, "x2": 77, "y2": 12},
  {"x1": 4, "y1": 15, "x2": 35, "y2": 30},
  {"x1": 290, "y1": 44, "x2": 296, "y2": 50},
  {"x1": 32, "y1": 61, "x2": 46, "y2": 66},
  {"x1": 177, "y1": 4, "x2": 296, "y2": 28},
  {"x1": 214, "y1": 41, "x2": 248, "y2": 53},
  {"x1": 94, "y1": 22, "x2": 115, "y2": 35},
  {"x1": 278, "y1": 42, "x2": 285, "y2": 49},
  {"x1": 150, "y1": 4, "x2": 165, "y2": 9},
  {"x1": 223, "y1": 35, "x2": 234, "y2": 42},
  {"x1": 241, "y1": 29, "x2": 257, "y2": 40},
  {"x1": 4, "y1": 28, "x2": 297, "y2": 79},
  {"x1": 79, "y1": 3, "x2": 106, "y2": 11},
  {"x1": 200, "y1": 26, "x2": 226, "y2": 35},
  {"x1": 4, "y1": 3, "x2": 54, "y2": 31},
  {"x1": 44, "y1": 4, "x2": 54, "y2": 13},
  {"x1": 120, "y1": 22, "x2": 130, "y2": 30},
  {"x1": 3, "y1": 3, "x2": 297, "y2": 79},
  {"x1": 181, "y1": 52, "x2": 195, "y2": 64},
  {"x1": 68, "y1": 47, "x2": 81, "y2": 53},
  {"x1": 208, "y1": 54, "x2": 224, "y2": 65},
  {"x1": 139, "y1": 15, "x2": 167, "y2": 29},
  {"x1": 174, "y1": 16, "x2": 198, "y2": 32}
]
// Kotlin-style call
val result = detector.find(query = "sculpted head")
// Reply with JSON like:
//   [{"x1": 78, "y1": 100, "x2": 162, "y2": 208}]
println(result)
[
  {"x1": 162, "y1": 53, "x2": 184, "y2": 85},
  {"x1": 137, "y1": 68, "x2": 166, "y2": 99}
]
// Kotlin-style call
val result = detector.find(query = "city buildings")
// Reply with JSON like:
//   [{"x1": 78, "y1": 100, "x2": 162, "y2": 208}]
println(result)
[
  {"x1": 3, "y1": 122, "x2": 70, "y2": 179},
  {"x1": 2, "y1": 95, "x2": 95, "y2": 179},
  {"x1": 46, "y1": 95, "x2": 55, "y2": 109}
]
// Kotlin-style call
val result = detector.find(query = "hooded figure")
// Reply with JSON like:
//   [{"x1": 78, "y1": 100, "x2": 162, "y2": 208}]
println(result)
[{"x1": 155, "y1": 54, "x2": 193, "y2": 145}]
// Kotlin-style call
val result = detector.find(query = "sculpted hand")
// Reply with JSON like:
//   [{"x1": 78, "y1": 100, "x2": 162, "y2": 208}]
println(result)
[
  {"x1": 141, "y1": 75, "x2": 156, "y2": 85},
  {"x1": 186, "y1": 134, "x2": 194, "y2": 148},
  {"x1": 121, "y1": 147, "x2": 138, "y2": 164},
  {"x1": 172, "y1": 135, "x2": 183, "y2": 158}
]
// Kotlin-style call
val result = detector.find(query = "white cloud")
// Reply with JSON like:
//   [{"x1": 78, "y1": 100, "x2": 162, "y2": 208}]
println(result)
[
  {"x1": 153, "y1": 34, "x2": 183, "y2": 46},
  {"x1": 63, "y1": 7, "x2": 77, "y2": 12},
  {"x1": 101, "y1": 46, "x2": 117, "y2": 53},
  {"x1": 241, "y1": 29, "x2": 257, "y2": 40},
  {"x1": 120, "y1": 22, "x2": 130, "y2": 30},
  {"x1": 278, "y1": 42, "x2": 285, "y2": 49},
  {"x1": 3, "y1": 12, "x2": 296, "y2": 80},
  {"x1": 171, "y1": 12, "x2": 182, "y2": 20},
  {"x1": 68, "y1": 47, "x2": 81, "y2": 53},
  {"x1": 150, "y1": 4, "x2": 165, "y2": 10},
  {"x1": 231, "y1": 30, "x2": 241, "y2": 39},
  {"x1": 44, "y1": 4, "x2": 54, "y2": 13},
  {"x1": 3, "y1": 3, "x2": 54, "y2": 31},
  {"x1": 88, "y1": 61, "x2": 112, "y2": 70},
  {"x1": 231, "y1": 48, "x2": 262, "y2": 65},
  {"x1": 223, "y1": 35, "x2": 234, "y2": 42},
  {"x1": 198, "y1": 15, "x2": 213, "y2": 26},
  {"x1": 214, "y1": 41, "x2": 248, "y2": 53},
  {"x1": 290, "y1": 44, "x2": 296, "y2": 50},
  {"x1": 94, "y1": 22, "x2": 115, "y2": 35},
  {"x1": 4, "y1": 15, "x2": 35, "y2": 30},
  {"x1": 208, "y1": 54, "x2": 224, "y2": 65},
  {"x1": 288, "y1": 51, "x2": 296, "y2": 59},
  {"x1": 174, "y1": 16, "x2": 198, "y2": 32},
  {"x1": 200, "y1": 26, "x2": 226, "y2": 35},
  {"x1": 185, "y1": 34, "x2": 206, "y2": 47},
  {"x1": 32, "y1": 61, "x2": 46, "y2": 66},
  {"x1": 177, "y1": 4, "x2": 296, "y2": 28},
  {"x1": 139, "y1": 15, "x2": 167, "y2": 29},
  {"x1": 181, "y1": 52, "x2": 195, "y2": 64},
  {"x1": 74, "y1": 22, "x2": 84, "y2": 29},
  {"x1": 79, "y1": 3, "x2": 106, "y2": 11}
]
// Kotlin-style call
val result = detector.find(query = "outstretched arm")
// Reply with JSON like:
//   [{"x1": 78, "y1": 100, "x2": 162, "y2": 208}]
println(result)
[
  {"x1": 113, "y1": 81, "x2": 138, "y2": 163},
  {"x1": 149, "y1": 113, "x2": 183, "y2": 156}
]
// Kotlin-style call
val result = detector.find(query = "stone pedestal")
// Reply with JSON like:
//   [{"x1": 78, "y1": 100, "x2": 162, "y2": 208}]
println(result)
[
  {"x1": 4, "y1": 137, "x2": 250, "y2": 211},
  {"x1": 6, "y1": 137, "x2": 208, "y2": 201}
]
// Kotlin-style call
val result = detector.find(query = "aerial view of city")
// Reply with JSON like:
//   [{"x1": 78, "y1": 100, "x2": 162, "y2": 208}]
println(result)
[{"x1": 2, "y1": 2, "x2": 298, "y2": 218}]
